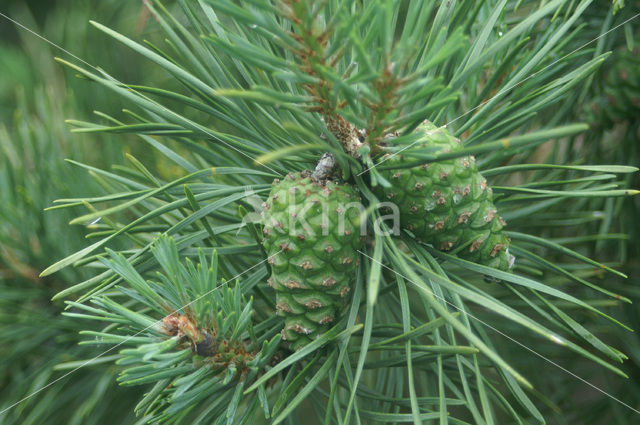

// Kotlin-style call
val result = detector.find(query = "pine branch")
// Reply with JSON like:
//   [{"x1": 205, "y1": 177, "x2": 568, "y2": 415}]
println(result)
[
  {"x1": 64, "y1": 235, "x2": 282, "y2": 423},
  {"x1": 35, "y1": 1, "x2": 640, "y2": 424}
]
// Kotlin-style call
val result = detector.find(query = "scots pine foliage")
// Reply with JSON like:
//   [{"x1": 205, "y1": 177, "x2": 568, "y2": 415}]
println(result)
[
  {"x1": 36, "y1": 0, "x2": 639, "y2": 423},
  {"x1": 575, "y1": 1, "x2": 640, "y2": 264},
  {"x1": 529, "y1": 4, "x2": 640, "y2": 422},
  {"x1": 65, "y1": 235, "x2": 282, "y2": 423}
]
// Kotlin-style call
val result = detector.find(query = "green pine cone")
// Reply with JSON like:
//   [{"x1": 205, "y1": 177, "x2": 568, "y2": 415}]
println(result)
[
  {"x1": 262, "y1": 171, "x2": 363, "y2": 349},
  {"x1": 374, "y1": 121, "x2": 515, "y2": 271}
]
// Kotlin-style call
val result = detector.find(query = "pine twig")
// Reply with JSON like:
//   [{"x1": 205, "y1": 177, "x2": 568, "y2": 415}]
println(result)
[{"x1": 279, "y1": 0, "x2": 364, "y2": 156}]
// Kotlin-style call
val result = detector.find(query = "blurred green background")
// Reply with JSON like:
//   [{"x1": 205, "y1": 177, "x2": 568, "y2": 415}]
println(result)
[{"x1": 0, "y1": 1, "x2": 159, "y2": 423}]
